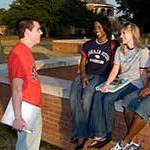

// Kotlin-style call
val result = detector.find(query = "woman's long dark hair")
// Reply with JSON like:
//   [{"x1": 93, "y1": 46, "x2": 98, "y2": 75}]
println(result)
[{"x1": 94, "y1": 16, "x2": 112, "y2": 40}]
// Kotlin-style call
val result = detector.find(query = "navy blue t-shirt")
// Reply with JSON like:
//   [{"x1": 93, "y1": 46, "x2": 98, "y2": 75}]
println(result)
[{"x1": 82, "y1": 39, "x2": 112, "y2": 76}]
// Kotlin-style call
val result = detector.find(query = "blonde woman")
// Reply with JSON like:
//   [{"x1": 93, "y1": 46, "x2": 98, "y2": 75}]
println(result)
[{"x1": 88, "y1": 23, "x2": 150, "y2": 148}]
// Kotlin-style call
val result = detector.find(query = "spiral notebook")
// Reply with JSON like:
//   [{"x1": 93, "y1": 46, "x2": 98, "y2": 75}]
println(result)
[
  {"x1": 1, "y1": 98, "x2": 41, "y2": 133},
  {"x1": 95, "y1": 79, "x2": 130, "y2": 93}
]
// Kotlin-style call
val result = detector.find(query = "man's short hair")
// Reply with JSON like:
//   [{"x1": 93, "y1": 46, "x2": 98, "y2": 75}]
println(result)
[{"x1": 16, "y1": 16, "x2": 38, "y2": 39}]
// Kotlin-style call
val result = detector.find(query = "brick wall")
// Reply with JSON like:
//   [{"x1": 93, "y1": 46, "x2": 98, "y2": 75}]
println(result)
[
  {"x1": 1, "y1": 82, "x2": 150, "y2": 150},
  {"x1": 0, "y1": 83, "x2": 75, "y2": 150},
  {"x1": 41, "y1": 93, "x2": 75, "y2": 150},
  {"x1": 38, "y1": 65, "x2": 78, "y2": 80},
  {"x1": 52, "y1": 39, "x2": 88, "y2": 53},
  {"x1": 0, "y1": 84, "x2": 10, "y2": 117}
]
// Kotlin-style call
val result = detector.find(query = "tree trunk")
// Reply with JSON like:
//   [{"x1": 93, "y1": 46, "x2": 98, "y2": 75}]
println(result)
[{"x1": 43, "y1": 26, "x2": 49, "y2": 38}]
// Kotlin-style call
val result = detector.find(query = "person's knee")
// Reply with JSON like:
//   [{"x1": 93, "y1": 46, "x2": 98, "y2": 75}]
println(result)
[
  {"x1": 82, "y1": 87, "x2": 95, "y2": 100},
  {"x1": 103, "y1": 95, "x2": 114, "y2": 106},
  {"x1": 83, "y1": 98, "x2": 92, "y2": 111},
  {"x1": 103, "y1": 97, "x2": 116, "y2": 113},
  {"x1": 123, "y1": 106, "x2": 134, "y2": 117},
  {"x1": 94, "y1": 91, "x2": 103, "y2": 100}
]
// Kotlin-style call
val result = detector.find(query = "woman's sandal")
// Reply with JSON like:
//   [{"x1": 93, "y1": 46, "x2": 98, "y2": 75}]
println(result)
[{"x1": 88, "y1": 137, "x2": 107, "y2": 147}]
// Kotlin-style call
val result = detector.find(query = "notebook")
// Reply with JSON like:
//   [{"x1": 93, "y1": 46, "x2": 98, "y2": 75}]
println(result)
[
  {"x1": 1, "y1": 98, "x2": 41, "y2": 133},
  {"x1": 95, "y1": 79, "x2": 130, "y2": 93}
]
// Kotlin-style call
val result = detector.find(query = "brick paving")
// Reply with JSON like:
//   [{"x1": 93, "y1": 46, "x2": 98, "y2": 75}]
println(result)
[{"x1": 38, "y1": 65, "x2": 78, "y2": 80}]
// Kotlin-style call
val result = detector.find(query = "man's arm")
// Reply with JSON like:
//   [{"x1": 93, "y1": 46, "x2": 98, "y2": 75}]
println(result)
[
  {"x1": 139, "y1": 69, "x2": 150, "y2": 98},
  {"x1": 12, "y1": 78, "x2": 28, "y2": 131}
]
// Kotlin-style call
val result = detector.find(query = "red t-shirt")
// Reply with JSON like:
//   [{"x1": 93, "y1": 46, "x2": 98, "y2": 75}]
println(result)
[{"x1": 8, "y1": 42, "x2": 41, "y2": 107}]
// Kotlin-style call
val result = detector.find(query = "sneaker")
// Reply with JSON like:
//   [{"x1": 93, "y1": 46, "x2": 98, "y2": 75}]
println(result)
[
  {"x1": 123, "y1": 141, "x2": 141, "y2": 150},
  {"x1": 111, "y1": 141, "x2": 124, "y2": 150}
]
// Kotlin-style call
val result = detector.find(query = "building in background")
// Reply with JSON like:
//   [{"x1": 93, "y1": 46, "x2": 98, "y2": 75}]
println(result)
[
  {"x1": 86, "y1": 0, "x2": 121, "y2": 38},
  {"x1": 86, "y1": 0, "x2": 115, "y2": 17}
]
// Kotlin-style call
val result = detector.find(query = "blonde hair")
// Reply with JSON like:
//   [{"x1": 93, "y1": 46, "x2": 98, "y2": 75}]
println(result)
[{"x1": 120, "y1": 23, "x2": 143, "y2": 54}]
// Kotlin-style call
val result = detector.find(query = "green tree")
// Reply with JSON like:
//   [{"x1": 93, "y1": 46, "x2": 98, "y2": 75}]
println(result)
[
  {"x1": 60, "y1": 0, "x2": 95, "y2": 36},
  {"x1": 1, "y1": 0, "x2": 94, "y2": 37},
  {"x1": 116, "y1": 0, "x2": 150, "y2": 33},
  {"x1": 2, "y1": 0, "x2": 64, "y2": 37}
]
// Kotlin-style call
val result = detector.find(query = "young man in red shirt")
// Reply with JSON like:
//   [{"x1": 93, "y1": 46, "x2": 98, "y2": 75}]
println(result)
[{"x1": 7, "y1": 16, "x2": 43, "y2": 150}]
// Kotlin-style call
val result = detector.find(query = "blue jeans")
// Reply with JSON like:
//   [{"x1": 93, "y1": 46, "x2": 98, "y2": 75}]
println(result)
[
  {"x1": 123, "y1": 90, "x2": 141, "y2": 112},
  {"x1": 123, "y1": 90, "x2": 150, "y2": 122},
  {"x1": 16, "y1": 111, "x2": 42, "y2": 150},
  {"x1": 89, "y1": 83, "x2": 138, "y2": 138},
  {"x1": 70, "y1": 74, "x2": 106, "y2": 140}
]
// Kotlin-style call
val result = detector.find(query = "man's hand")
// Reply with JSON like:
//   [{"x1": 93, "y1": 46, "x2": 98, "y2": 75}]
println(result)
[
  {"x1": 12, "y1": 117, "x2": 28, "y2": 131},
  {"x1": 139, "y1": 86, "x2": 150, "y2": 99}
]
